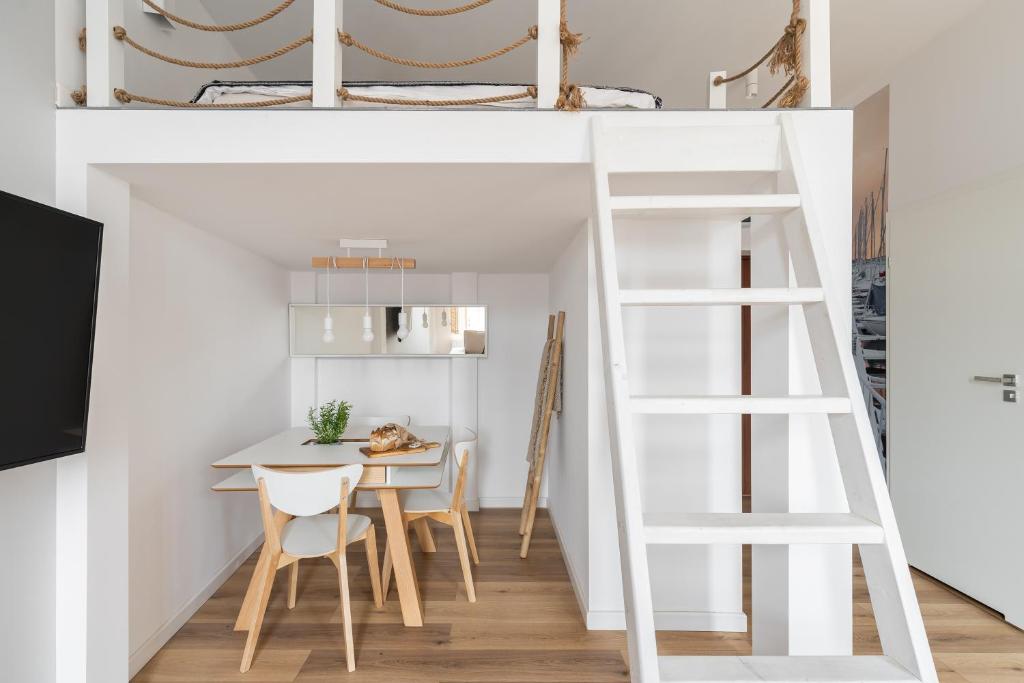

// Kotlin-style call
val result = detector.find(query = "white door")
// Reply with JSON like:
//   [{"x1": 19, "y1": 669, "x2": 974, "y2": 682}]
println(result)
[{"x1": 890, "y1": 168, "x2": 1024, "y2": 628}]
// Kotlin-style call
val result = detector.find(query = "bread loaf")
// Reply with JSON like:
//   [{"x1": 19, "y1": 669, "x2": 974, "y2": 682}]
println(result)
[{"x1": 369, "y1": 423, "x2": 415, "y2": 452}]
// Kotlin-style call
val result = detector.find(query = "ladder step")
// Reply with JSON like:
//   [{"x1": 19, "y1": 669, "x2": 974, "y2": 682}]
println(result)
[
  {"x1": 631, "y1": 396, "x2": 851, "y2": 415},
  {"x1": 644, "y1": 513, "x2": 884, "y2": 545},
  {"x1": 611, "y1": 193, "x2": 801, "y2": 218},
  {"x1": 658, "y1": 656, "x2": 920, "y2": 682},
  {"x1": 620, "y1": 288, "x2": 823, "y2": 307}
]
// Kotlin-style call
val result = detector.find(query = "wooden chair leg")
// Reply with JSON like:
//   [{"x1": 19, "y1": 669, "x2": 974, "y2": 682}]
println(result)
[
  {"x1": 451, "y1": 514, "x2": 477, "y2": 603},
  {"x1": 336, "y1": 551, "x2": 356, "y2": 672},
  {"x1": 461, "y1": 505, "x2": 480, "y2": 565},
  {"x1": 381, "y1": 540, "x2": 393, "y2": 599},
  {"x1": 287, "y1": 559, "x2": 299, "y2": 609},
  {"x1": 240, "y1": 550, "x2": 279, "y2": 673},
  {"x1": 364, "y1": 525, "x2": 383, "y2": 608},
  {"x1": 412, "y1": 517, "x2": 437, "y2": 553}
]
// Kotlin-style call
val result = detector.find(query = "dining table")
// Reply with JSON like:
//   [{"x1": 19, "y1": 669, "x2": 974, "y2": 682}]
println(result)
[{"x1": 210, "y1": 424, "x2": 451, "y2": 628}]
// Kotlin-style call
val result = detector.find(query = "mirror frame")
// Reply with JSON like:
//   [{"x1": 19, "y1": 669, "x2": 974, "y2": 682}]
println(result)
[{"x1": 288, "y1": 303, "x2": 489, "y2": 359}]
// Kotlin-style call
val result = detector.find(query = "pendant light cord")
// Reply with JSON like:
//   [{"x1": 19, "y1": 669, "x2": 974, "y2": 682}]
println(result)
[
  {"x1": 364, "y1": 257, "x2": 370, "y2": 313},
  {"x1": 325, "y1": 256, "x2": 332, "y2": 314}
]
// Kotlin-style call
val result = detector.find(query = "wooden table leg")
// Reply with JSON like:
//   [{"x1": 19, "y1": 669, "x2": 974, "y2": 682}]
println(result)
[
  {"x1": 378, "y1": 488, "x2": 424, "y2": 627},
  {"x1": 412, "y1": 517, "x2": 437, "y2": 553},
  {"x1": 235, "y1": 510, "x2": 290, "y2": 631}
]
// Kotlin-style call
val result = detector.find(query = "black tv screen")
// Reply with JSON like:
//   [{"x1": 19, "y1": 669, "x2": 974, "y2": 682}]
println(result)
[{"x1": 0, "y1": 190, "x2": 102, "y2": 471}]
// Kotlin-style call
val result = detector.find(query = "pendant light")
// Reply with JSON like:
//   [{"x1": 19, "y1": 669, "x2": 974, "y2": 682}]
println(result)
[
  {"x1": 422, "y1": 310, "x2": 429, "y2": 328},
  {"x1": 396, "y1": 258, "x2": 410, "y2": 341},
  {"x1": 322, "y1": 257, "x2": 335, "y2": 343},
  {"x1": 361, "y1": 257, "x2": 375, "y2": 343}
]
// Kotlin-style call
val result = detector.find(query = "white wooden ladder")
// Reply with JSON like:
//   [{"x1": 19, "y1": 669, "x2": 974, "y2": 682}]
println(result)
[{"x1": 589, "y1": 114, "x2": 938, "y2": 683}]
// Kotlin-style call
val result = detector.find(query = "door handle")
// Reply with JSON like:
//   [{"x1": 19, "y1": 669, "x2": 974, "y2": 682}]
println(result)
[{"x1": 972, "y1": 374, "x2": 1018, "y2": 387}]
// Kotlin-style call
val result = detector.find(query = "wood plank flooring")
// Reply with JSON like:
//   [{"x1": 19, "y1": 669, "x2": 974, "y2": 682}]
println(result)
[{"x1": 134, "y1": 509, "x2": 1024, "y2": 682}]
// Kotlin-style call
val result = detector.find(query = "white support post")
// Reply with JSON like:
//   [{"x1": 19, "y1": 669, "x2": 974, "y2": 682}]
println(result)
[
  {"x1": 312, "y1": 0, "x2": 344, "y2": 107},
  {"x1": 536, "y1": 0, "x2": 560, "y2": 109},
  {"x1": 85, "y1": 0, "x2": 124, "y2": 106},
  {"x1": 800, "y1": 0, "x2": 832, "y2": 107},
  {"x1": 708, "y1": 71, "x2": 727, "y2": 110}
]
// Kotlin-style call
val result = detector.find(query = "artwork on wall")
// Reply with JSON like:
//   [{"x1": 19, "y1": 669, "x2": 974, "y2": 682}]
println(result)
[{"x1": 852, "y1": 87, "x2": 889, "y2": 473}]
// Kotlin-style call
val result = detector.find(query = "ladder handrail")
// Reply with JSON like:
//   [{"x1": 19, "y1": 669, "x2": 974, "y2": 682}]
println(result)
[
  {"x1": 589, "y1": 116, "x2": 660, "y2": 683},
  {"x1": 779, "y1": 113, "x2": 937, "y2": 683}
]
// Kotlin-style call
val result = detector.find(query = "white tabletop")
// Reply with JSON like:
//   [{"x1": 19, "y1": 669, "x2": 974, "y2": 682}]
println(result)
[{"x1": 211, "y1": 425, "x2": 450, "y2": 469}]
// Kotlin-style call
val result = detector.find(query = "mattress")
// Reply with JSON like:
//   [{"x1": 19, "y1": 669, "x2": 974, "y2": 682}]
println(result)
[{"x1": 193, "y1": 80, "x2": 662, "y2": 109}]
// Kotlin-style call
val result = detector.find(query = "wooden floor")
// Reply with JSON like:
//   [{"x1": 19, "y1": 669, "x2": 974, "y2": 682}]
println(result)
[{"x1": 135, "y1": 508, "x2": 1024, "y2": 682}]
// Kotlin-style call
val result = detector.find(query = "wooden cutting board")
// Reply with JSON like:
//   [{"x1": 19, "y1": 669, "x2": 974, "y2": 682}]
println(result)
[{"x1": 359, "y1": 442, "x2": 440, "y2": 459}]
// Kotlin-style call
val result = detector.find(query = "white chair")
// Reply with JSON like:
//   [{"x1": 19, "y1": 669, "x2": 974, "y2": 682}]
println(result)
[
  {"x1": 452, "y1": 427, "x2": 478, "y2": 511},
  {"x1": 382, "y1": 449, "x2": 479, "y2": 602},
  {"x1": 243, "y1": 464, "x2": 382, "y2": 673},
  {"x1": 347, "y1": 415, "x2": 411, "y2": 427}
]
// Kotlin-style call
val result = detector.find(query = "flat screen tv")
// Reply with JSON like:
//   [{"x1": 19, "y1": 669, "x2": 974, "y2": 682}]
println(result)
[{"x1": 0, "y1": 190, "x2": 103, "y2": 471}]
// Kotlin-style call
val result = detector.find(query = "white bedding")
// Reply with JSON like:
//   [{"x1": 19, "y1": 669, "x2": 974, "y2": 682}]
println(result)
[{"x1": 193, "y1": 81, "x2": 660, "y2": 109}]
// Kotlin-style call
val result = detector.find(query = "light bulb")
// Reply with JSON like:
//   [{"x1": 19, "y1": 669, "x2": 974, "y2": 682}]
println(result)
[
  {"x1": 397, "y1": 311, "x2": 410, "y2": 341},
  {"x1": 361, "y1": 314, "x2": 375, "y2": 343},
  {"x1": 322, "y1": 314, "x2": 335, "y2": 343}
]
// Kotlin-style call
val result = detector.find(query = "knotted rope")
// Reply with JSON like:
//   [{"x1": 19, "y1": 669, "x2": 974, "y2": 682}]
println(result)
[
  {"x1": 712, "y1": 0, "x2": 809, "y2": 109},
  {"x1": 113, "y1": 26, "x2": 312, "y2": 69},
  {"x1": 70, "y1": 86, "x2": 87, "y2": 106},
  {"x1": 555, "y1": 0, "x2": 584, "y2": 111},
  {"x1": 338, "y1": 85, "x2": 537, "y2": 107},
  {"x1": 113, "y1": 88, "x2": 313, "y2": 108},
  {"x1": 78, "y1": 27, "x2": 87, "y2": 51},
  {"x1": 372, "y1": 0, "x2": 492, "y2": 17},
  {"x1": 768, "y1": 0, "x2": 808, "y2": 108},
  {"x1": 140, "y1": 0, "x2": 296, "y2": 32},
  {"x1": 338, "y1": 26, "x2": 537, "y2": 69}
]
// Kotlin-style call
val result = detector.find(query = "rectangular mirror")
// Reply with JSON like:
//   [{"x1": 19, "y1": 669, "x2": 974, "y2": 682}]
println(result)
[{"x1": 290, "y1": 305, "x2": 487, "y2": 357}]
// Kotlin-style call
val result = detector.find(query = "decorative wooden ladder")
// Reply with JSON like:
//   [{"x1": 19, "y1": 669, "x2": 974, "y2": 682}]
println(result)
[{"x1": 589, "y1": 114, "x2": 938, "y2": 683}]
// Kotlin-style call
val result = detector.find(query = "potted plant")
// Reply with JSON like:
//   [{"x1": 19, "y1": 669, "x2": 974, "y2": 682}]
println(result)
[{"x1": 306, "y1": 400, "x2": 352, "y2": 444}]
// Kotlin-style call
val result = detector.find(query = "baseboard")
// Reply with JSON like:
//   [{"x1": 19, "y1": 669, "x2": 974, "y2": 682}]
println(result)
[
  {"x1": 547, "y1": 507, "x2": 589, "y2": 624},
  {"x1": 129, "y1": 533, "x2": 264, "y2": 678},
  {"x1": 586, "y1": 609, "x2": 748, "y2": 632},
  {"x1": 479, "y1": 496, "x2": 547, "y2": 508}
]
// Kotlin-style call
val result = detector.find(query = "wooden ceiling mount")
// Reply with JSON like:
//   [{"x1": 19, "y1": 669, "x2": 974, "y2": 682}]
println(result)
[{"x1": 312, "y1": 256, "x2": 417, "y2": 270}]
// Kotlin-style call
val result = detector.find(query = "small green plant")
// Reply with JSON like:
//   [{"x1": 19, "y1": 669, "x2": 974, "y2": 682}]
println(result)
[{"x1": 306, "y1": 400, "x2": 352, "y2": 444}]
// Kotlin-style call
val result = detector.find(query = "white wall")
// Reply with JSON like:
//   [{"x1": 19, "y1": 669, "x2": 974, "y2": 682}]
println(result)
[
  {"x1": 585, "y1": 216, "x2": 745, "y2": 631},
  {"x1": 547, "y1": 224, "x2": 591, "y2": 612},
  {"x1": 0, "y1": 1, "x2": 58, "y2": 681},
  {"x1": 888, "y1": 0, "x2": 1024, "y2": 211},
  {"x1": 477, "y1": 274, "x2": 550, "y2": 505},
  {"x1": 290, "y1": 270, "x2": 550, "y2": 508},
  {"x1": 128, "y1": 198, "x2": 290, "y2": 674}
]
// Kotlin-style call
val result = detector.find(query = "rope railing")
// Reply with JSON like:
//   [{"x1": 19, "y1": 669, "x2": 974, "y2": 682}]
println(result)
[
  {"x1": 713, "y1": 0, "x2": 808, "y2": 109},
  {"x1": 140, "y1": 0, "x2": 296, "y2": 32},
  {"x1": 338, "y1": 85, "x2": 536, "y2": 107},
  {"x1": 113, "y1": 26, "x2": 312, "y2": 69},
  {"x1": 100, "y1": 0, "x2": 581, "y2": 110},
  {"x1": 113, "y1": 88, "x2": 313, "y2": 108},
  {"x1": 372, "y1": 0, "x2": 493, "y2": 17},
  {"x1": 337, "y1": 26, "x2": 537, "y2": 69}
]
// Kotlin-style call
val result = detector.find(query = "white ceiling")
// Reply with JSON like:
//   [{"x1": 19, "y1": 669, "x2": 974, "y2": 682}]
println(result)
[
  {"x1": 116, "y1": 163, "x2": 590, "y2": 272},
  {"x1": 198, "y1": 0, "x2": 985, "y2": 108}
]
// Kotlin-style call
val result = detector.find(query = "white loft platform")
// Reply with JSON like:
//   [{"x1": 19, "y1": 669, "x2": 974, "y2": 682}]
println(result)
[{"x1": 55, "y1": 108, "x2": 849, "y2": 172}]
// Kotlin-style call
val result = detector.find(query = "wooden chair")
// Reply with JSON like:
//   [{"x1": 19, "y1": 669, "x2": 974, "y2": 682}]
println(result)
[
  {"x1": 382, "y1": 449, "x2": 480, "y2": 602},
  {"x1": 243, "y1": 464, "x2": 383, "y2": 673}
]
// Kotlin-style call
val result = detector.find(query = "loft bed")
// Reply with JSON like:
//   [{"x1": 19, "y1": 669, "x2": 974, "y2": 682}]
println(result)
[
  {"x1": 79, "y1": 0, "x2": 812, "y2": 112},
  {"x1": 192, "y1": 81, "x2": 662, "y2": 110}
]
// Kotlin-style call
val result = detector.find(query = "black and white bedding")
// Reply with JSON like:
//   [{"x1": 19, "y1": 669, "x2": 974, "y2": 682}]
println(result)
[{"x1": 192, "y1": 80, "x2": 662, "y2": 109}]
